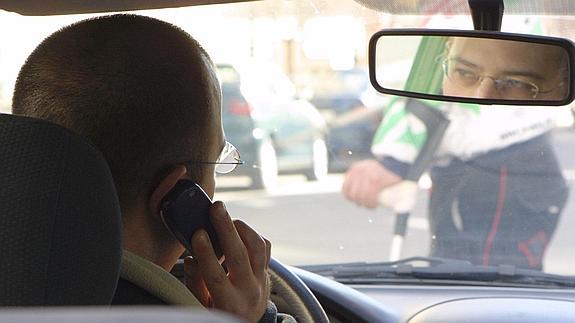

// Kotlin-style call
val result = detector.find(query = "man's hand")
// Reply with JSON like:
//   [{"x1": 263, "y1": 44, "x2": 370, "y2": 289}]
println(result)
[
  {"x1": 184, "y1": 201, "x2": 271, "y2": 323},
  {"x1": 342, "y1": 159, "x2": 402, "y2": 209}
]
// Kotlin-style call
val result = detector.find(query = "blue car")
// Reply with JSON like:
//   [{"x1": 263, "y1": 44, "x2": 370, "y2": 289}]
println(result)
[
  {"x1": 310, "y1": 69, "x2": 384, "y2": 171},
  {"x1": 218, "y1": 63, "x2": 328, "y2": 189}
]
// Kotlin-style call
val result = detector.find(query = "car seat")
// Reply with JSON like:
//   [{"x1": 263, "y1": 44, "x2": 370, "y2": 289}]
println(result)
[{"x1": 0, "y1": 113, "x2": 122, "y2": 305}]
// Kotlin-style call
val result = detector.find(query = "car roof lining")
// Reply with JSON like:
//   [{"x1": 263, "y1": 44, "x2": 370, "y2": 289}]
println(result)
[
  {"x1": 3, "y1": 0, "x2": 575, "y2": 16},
  {"x1": 0, "y1": 0, "x2": 258, "y2": 16},
  {"x1": 354, "y1": 0, "x2": 575, "y2": 15}
]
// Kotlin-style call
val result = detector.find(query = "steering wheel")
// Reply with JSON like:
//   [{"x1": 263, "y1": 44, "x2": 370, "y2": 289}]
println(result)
[
  {"x1": 172, "y1": 257, "x2": 328, "y2": 322},
  {"x1": 269, "y1": 257, "x2": 330, "y2": 323}
]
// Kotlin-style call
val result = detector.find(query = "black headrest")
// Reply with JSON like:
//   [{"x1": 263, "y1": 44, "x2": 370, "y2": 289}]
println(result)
[{"x1": 0, "y1": 113, "x2": 122, "y2": 305}]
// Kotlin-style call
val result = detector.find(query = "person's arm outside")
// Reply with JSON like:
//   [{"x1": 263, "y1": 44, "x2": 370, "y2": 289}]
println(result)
[{"x1": 342, "y1": 98, "x2": 427, "y2": 209}]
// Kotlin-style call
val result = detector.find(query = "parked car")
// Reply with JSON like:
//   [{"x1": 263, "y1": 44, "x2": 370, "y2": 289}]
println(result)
[
  {"x1": 310, "y1": 68, "x2": 384, "y2": 171},
  {"x1": 217, "y1": 63, "x2": 328, "y2": 189}
]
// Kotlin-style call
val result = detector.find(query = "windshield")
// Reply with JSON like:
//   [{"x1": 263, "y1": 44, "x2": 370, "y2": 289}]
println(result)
[{"x1": 1, "y1": 0, "x2": 574, "y2": 285}]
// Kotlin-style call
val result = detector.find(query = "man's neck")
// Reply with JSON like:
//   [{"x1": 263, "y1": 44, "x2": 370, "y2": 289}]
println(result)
[{"x1": 121, "y1": 208, "x2": 184, "y2": 271}]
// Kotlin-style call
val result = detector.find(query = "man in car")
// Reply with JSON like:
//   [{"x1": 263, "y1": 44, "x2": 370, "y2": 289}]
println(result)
[
  {"x1": 12, "y1": 14, "x2": 293, "y2": 323},
  {"x1": 342, "y1": 36, "x2": 569, "y2": 270}
]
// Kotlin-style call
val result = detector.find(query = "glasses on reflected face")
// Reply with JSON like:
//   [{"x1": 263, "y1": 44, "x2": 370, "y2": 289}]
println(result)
[
  {"x1": 186, "y1": 141, "x2": 244, "y2": 174},
  {"x1": 441, "y1": 58, "x2": 559, "y2": 99}
]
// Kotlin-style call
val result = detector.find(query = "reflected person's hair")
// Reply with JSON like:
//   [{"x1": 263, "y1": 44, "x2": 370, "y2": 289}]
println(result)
[{"x1": 12, "y1": 14, "x2": 219, "y2": 211}]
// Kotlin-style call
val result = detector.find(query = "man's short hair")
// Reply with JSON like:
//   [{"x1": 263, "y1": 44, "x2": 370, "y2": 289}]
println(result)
[{"x1": 12, "y1": 14, "x2": 220, "y2": 210}]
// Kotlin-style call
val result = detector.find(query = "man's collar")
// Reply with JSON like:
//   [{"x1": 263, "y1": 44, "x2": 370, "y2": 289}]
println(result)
[{"x1": 120, "y1": 249, "x2": 204, "y2": 307}]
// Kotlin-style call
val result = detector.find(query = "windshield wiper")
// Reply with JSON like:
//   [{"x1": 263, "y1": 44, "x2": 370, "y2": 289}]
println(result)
[{"x1": 299, "y1": 256, "x2": 575, "y2": 288}]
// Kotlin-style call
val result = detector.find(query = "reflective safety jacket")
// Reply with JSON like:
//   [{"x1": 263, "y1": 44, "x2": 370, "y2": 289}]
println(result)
[{"x1": 371, "y1": 98, "x2": 567, "y2": 174}]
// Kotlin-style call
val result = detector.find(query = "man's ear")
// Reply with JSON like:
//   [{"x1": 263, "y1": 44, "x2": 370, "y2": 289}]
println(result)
[{"x1": 149, "y1": 165, "x2": 188, "y2": 216}]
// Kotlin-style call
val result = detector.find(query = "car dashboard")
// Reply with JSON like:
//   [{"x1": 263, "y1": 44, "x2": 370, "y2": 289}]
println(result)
[{"x1": 289, "y1": 267, "x2": 575, "y2": 323}]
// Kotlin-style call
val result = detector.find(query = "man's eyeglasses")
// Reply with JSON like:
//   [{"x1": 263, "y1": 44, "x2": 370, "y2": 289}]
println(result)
[
  {"x1": 441, "y1": 58, "x2": 558, "y2": 99},
  {"x1": 187, "y1": 141, "x2": 244, "y2": 174}
]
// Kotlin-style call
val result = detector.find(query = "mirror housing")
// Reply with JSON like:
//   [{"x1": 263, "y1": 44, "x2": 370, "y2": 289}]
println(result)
[{"x1": 369, "y1": 29, "x2": 575, "y2": 106}]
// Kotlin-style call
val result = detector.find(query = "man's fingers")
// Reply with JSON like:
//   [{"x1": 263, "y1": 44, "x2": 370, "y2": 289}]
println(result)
[
  {"x1": 341, "y1": 167, "x2": 354, "y2": 198},
  {"x1": 342, "y1": 165, "x2": 362, "y2": 202},
  {"x1": 184, "y1": 256, "x2": 211, "y2": 306},
  {"x1": 184, "y1": 203, "x2": 273, "y2": 323},
  {"x1": 234, "y1": 220, "x2": 268, "y2": 277},
  {"x1": 348, "y1": 173, "x2": 376, "y2": 209},
  {"x1": 191, "y1": 229, "x2": 231, "y2": 301},
  {"x1": 264, "y1": 237, "x2": 272, "y2": 267},
  {"x1": 343, "y1": 161, "x2": 371, "y2": 204},
  {"x1": 358, "y1": 181, "x2": 379, "y2": 209},
  {"x1": 210, "y1": 202, "x2": 253, "y2": 278},
  {"x1": 194, "y1": 205, "x2": 270, "y2": 322},
  {"x1": 342, "y1": 159, "x2": 390, "y2": 209}
]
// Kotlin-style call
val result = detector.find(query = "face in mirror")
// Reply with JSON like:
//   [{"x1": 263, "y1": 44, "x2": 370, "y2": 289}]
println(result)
[
  {"x1": 442, "y1": 37, "x2": 568, "y2": 100},
  {"x1": 373, "y1": 33, "x2": 572, "y2": 104}
]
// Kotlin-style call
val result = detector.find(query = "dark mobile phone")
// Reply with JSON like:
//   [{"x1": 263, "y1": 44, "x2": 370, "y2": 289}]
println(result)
[{"x1": 160, "y1": 180, "x2": 221, "y2": 257}]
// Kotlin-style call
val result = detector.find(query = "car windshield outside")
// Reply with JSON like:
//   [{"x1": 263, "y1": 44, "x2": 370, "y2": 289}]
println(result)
[{"x1": 1, "y1": 0, "x2": 574, "y2": 285}]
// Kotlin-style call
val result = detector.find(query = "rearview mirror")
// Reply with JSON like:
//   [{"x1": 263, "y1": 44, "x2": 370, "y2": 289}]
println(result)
[{"x1": 369, "y1": 30, "x2": 575, "y2": 106}]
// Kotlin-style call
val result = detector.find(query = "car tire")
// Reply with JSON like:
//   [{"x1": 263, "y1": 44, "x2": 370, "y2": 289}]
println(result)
[
  {"x1": 304, "y1": 137, "x2": 328, "y2": 181},
  {"x1": 251, "y1": 138, "x2": 278, "y2": 190}
]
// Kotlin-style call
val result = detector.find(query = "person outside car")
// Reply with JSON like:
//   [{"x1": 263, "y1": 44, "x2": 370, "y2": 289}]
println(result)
[{"x1": 342, "y1": 36, "x2": 569, "y2": 270}]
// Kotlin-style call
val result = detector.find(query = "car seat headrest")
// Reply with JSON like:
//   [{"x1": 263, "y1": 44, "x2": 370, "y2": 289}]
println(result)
[{"x1": 0, "y1": 113, "x2": 122, "y2": 305}]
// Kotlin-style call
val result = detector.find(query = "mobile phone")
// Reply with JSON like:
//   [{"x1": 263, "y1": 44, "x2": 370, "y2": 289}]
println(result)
[{"x1": 160, "y1": 180, "x2": 221, "y2": 257}]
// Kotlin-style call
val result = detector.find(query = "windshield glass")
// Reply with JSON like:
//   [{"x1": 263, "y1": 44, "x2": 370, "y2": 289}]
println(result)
[{"x1": 1, "y1": 0, "x2": 574, "y2": 283}]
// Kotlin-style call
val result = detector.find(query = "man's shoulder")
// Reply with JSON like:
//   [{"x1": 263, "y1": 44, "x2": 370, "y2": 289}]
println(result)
[
  {"x1": 117, "y1": 250, "x2": 201, "y2": 306},
  {"x1": 112, "y1": 277, "x2": 167, "y2": 305}
]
